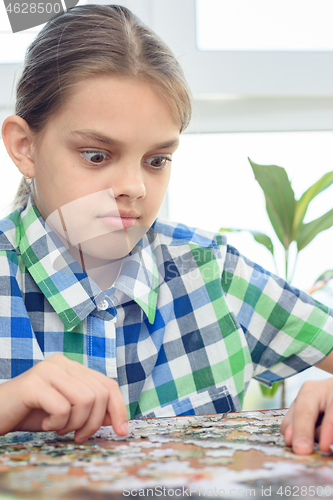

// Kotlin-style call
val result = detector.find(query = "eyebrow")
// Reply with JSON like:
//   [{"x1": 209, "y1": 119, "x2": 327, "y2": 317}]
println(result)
[{"x1": 69, "y1": 130, "x2": 179, "y2": 150}]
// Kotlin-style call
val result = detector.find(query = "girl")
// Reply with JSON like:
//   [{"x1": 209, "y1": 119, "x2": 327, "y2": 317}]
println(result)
[{"x1": 1, "y1": 4, "x2": 333, "y2": 454}]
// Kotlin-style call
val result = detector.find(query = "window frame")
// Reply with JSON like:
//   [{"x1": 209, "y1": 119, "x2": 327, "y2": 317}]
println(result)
[{"x1": 1, "y1": 0, "x2": 333, "y2": 131}]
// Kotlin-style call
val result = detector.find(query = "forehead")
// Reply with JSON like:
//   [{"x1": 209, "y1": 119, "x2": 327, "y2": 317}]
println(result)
[{"x1": 38, "y1": 75, "x2": 181, "y2": 146}]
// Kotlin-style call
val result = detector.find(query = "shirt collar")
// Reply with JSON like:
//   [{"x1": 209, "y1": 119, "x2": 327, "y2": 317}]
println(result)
[
  {"x1": 18, "y1": 196, "x2": 159, "y2": 330},
  {"x1": 112, "y1": 232, "x2": 160, "y2": 324}
]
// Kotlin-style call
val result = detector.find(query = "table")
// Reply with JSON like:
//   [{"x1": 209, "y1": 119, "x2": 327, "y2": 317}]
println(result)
[{"x1": 0, "y1": 409, "x2": 332, "y2": 500}]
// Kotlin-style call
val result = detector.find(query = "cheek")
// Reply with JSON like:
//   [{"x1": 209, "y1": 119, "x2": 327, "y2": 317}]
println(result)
[{"x1": 148, "y1": 175, "x2": 169, "y2": 205}]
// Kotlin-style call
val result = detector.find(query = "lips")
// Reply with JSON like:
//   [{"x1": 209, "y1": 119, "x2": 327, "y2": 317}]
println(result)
[
  {"x1": 98, "y1": 211, "x2": 139, "y2": 229},
  {"x1": 102, "y1": 210, "x2": 139, "y2": 218}
]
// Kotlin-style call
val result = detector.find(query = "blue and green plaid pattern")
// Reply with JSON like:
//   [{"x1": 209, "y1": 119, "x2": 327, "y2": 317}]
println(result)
[{"x1": 0, "y1": 196, "x2": 332, "y2": 418}]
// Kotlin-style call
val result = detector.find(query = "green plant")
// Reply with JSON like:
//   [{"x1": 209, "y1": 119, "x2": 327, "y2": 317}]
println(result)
[
  {"x1": 220, "y1": 159, "x2": 333, "y2": 404},
  {"x1": 307, "y1": 269, "x2": 333, "y2": 295}
]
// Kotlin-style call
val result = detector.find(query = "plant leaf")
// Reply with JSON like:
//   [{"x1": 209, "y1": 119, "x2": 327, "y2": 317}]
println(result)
[
  {"x1": 307, "y1": 270, "x2": 333, "y2": 294},
  {"x1": 294, "y1": 171, "x2": 333, "y2": 237},
  {"x1": 259, "y1": 381, "x2": 281, "y2": 397},
  {"x1": 248, "y1": 158, "x2": 296, "y2": 249},
  {"x1": 266, "y1": 204, "x2": 285, "y2": 247},
  {"x1": 219, "y1": 227, "x2": 274, "y2": 255},
  {"x1": 251, "y1": 231, "x2": 274, "y2": 255},
  {"x1": 297, "y1": 208, "x2": 333, "y2": 251},
  {"x1": 314, "y1": 269, "x2": 333, "y2": 282}
]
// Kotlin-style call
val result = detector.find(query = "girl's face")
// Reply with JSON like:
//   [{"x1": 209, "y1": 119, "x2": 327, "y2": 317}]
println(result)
[{"x1": 30, "y1": 76, "x2": 180, "y2": 261}]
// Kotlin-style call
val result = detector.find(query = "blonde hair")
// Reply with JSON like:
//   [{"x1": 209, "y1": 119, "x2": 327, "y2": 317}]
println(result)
[{"x1": 13, "y1": 4, "x2": 192, "y2": 209}]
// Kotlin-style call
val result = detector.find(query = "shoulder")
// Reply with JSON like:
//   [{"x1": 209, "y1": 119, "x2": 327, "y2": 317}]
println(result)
[
  {"x1": 149, "y1": 219, "x2": 229, "y2": 284},
  {"x1": 151, "y1": 218, "x2": 227, "y2": 250}
]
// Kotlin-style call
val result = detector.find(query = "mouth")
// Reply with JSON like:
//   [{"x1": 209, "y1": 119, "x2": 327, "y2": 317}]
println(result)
[{"x1": 97, "y1": 212, "x2": 139, "y2": 229}]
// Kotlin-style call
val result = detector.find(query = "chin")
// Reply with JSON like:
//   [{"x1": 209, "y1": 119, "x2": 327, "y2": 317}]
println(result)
[{"x1": 77, "y1": 225, "x2": 147, "y2": 263}]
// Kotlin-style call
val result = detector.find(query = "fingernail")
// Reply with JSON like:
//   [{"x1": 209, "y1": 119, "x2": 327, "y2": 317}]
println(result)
[
  {"x1": 294, "y1": 438, "x2": 313, "y2": 454},
  {"x1": 75, "y1": 435, "x2": 86, "y2": 444},
  {"x1": 120, "y1": 422, "x2": 128, "y2": 434}
]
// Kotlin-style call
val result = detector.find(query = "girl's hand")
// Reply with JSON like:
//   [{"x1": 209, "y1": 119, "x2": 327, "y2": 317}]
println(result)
[
  {"x1": 0, "y1": 354, "x2": 128, "y2": 443},
  {"x1": 280, "y1": 378, "x2": 333, "y2": 454}
]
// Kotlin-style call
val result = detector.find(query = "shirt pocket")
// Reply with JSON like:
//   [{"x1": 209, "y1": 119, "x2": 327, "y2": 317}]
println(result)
[{"x1": 138, "y1": 384, "x2": 236, "y2": 418}]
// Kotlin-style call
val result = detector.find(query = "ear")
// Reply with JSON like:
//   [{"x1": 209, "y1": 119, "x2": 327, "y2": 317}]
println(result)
[{"x1": 1, "y1": 116, "x2": 36, "y2": 178}]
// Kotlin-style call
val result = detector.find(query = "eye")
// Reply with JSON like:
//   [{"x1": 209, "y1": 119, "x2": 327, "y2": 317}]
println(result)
[
  {"x1": 146, "y1": 156, "x2": 171, "y2": 169},
  {"x1": 81, "y1": 151, "x2": 108, "y2": 164}
]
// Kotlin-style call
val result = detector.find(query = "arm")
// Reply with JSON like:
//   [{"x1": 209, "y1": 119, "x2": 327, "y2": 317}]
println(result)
[
  {"x1": 280, "y1": 350, "x2": 333, "y2": 455},
  {"x1": 315, "y1": 350, "x2": 333, "y2": 373},
  {"x1": 222, "y1": 243, "x2": 333, "y2": 384},
  {"x1": 221, "y1": 242, "x2": 333, "y2": 454},
  {"x1": 0, "y1": 250, "x2": 128, "y2": 442},
  {"x1": 0, "y1": 355, "x2": 128, "y2": 443}
]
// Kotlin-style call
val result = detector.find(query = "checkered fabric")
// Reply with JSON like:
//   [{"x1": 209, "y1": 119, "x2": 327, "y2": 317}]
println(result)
[{"x1": 0, "y1": 196, "x2": 333, "y2": 419}]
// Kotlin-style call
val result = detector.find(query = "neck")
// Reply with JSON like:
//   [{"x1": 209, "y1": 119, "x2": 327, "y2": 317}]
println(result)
[
  {"x1": 67, "y1": 244, "x2": 123, "y2": 290},
  {"x1": 86, "y1": 260, "x2": 122, "y2": 290}
]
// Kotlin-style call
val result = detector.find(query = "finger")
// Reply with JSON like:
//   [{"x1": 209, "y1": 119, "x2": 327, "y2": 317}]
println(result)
[
  {"x1": 46, "y1": 375, "x2": 97, "y2": 433},
  {"x1": 27, "y1": 380, "x2": 72, "y2": 431},
  {"x1": 64, "y1": 362, "x2": 129, "y2": 436},
  {"x1": 290, "y1": 382, "x2": 321, "y2": 455},
  {"x1": 44, "y1": 356, "x2": 128, "y2": 436},
  {"x1": 73, "y1": 400, "x2": 108, "y2": 443},
  {"x1": 0, "y1": 378, "x2": 71, "y2": 434},
  {"x1": 283, "y1": 422, "x2": 294, "y2": 447},
  {"x1": 50, "y1": 357, "x2": 128, "y2": 439},
  {"x1": 12, "y1": 409, "x2": 49, "y2": 432},
  {"x1": 103, "y1": 378, "x2": 128, "y2": 436},
  {"x1": 318, "y1": 399, "x2": 333, "y2": 453},
  {"x1": 27, "y1": 359, "x2": 99, "y2": 432},
  {"x1": 67, "y1": 384, "x2": 109, "y2": 443},
  {"x1": 280, "y1": 404, "x2": 294, "y2": 446}
]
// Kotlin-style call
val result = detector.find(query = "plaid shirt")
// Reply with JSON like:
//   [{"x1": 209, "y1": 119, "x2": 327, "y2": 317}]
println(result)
[{"x1": 0, "y1": 196, "x2": 333, "y2": 419}]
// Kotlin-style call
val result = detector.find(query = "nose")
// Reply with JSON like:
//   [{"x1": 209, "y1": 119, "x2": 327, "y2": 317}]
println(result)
[{"x1": 108, "y1": 162, "x2": 146, "y2": 201}]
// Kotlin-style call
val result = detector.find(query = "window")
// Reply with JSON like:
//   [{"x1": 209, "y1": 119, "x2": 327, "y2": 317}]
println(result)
[{"x1": 196, "y1": 0, "x2": 333, "y2": 51}]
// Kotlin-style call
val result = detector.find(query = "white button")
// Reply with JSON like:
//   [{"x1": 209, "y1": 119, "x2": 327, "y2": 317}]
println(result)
[{"x1": 97, "y1": 299, "x2": 109, "y2": 311}]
